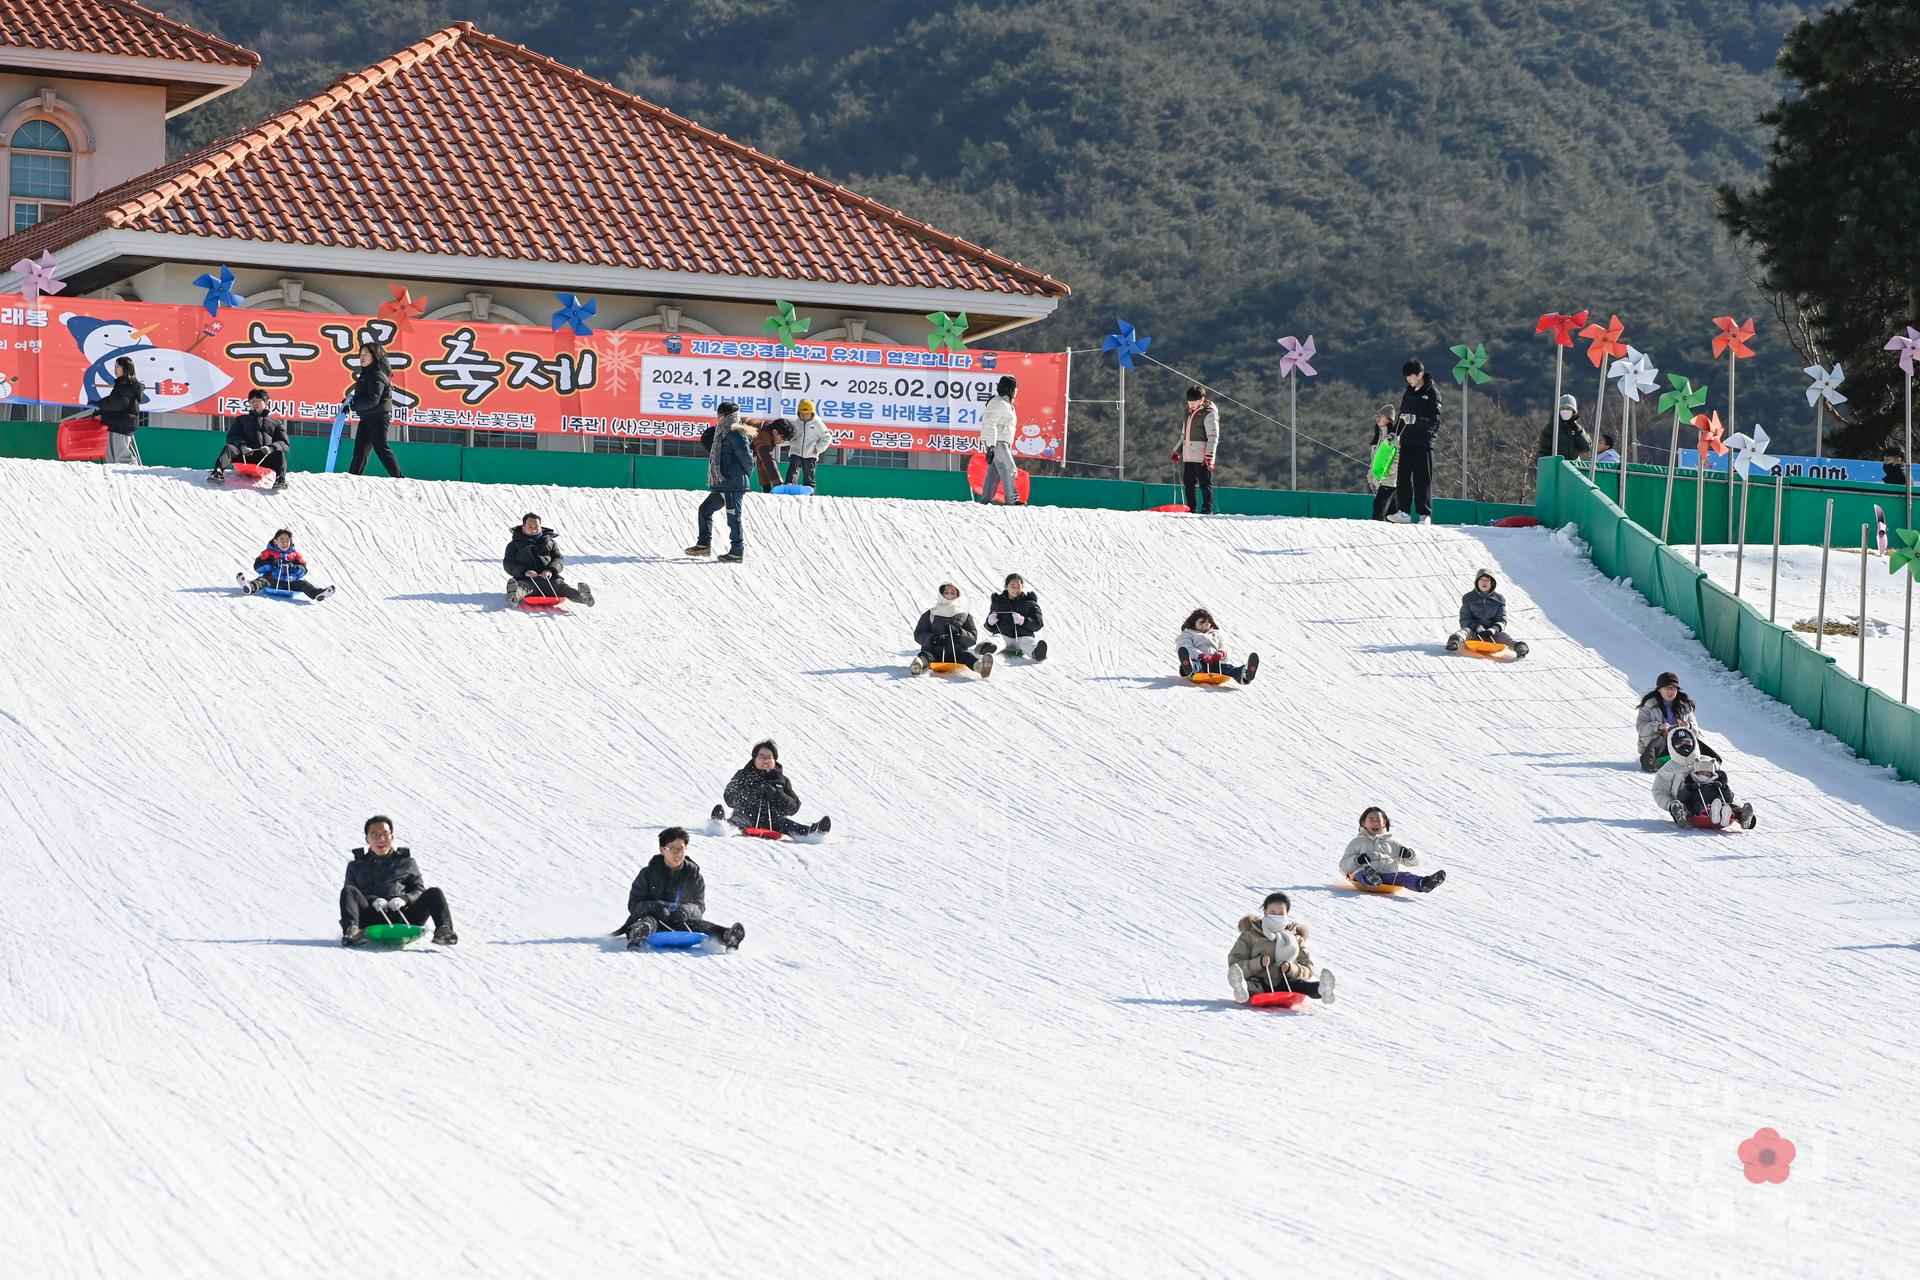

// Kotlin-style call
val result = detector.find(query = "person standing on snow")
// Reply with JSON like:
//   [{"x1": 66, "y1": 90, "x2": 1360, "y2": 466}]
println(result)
[
  {"x1": 1227, "y1": 892, "x2": 1336, "y2": 1004},
  {"x1": 504, "y1": 512, "x2": 594, "y2": 606},
  {"x1": 1388, "y1": 358, "x2": 1441, "y2": 524},
  {"x1": 979, "y1": 572, "x2": 1047, "y2": 661},
  {"x1": 1446, "y1": 570, "x2": 1528, "y2": 658},
  {"x1": 92, "y1": 355, "x2": 145, "y2": 464},
  {"x1": 785, "y1": 401, "x2": 833, "y2": 487},
  {"x1": 611, "y1": 826, "x2": 745, "y2": 951},
  {"x1": 1172, "y1": 385, "x2": 1219, "y2": 514},
  {"x1": 911, "y1": 582, "x2": 992, "y2": 676},
  {"x1": 687, "y1": 402, "x2": 755, "y2": 563},
  {"x1": 1367, "y1": 403, "x2": 1402, "y2": 521},
  {"x1": 340, "y1": 815, "x2": 457, "y2": 946},
  {"x1": 1339, "y1": 807, "x2": 1446, "y2": 892},
  {"x1": 347, "y1": 340, "x2": 404, "y2": 478},
  {"x1": 752, "y1": 417, "x2": 793, "y2": 492},
  {"x1": 1537, "y1": 394, "x2": 1592, "y2": 463},
  {"x1": 211, "y1": 388, "x2": 291, "y2": 488},
  {"x1": 978, "y1": 376, "x2": 1022, "y2": 505},
  {"x1": 712, "y1": 740, "x2": 830, "y2": 837}
]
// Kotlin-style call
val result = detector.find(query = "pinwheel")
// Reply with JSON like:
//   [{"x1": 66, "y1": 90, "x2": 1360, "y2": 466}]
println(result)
[
  {"x1": 1720, "y1": 424, "x2": 1775, "y2": 597},
  {"x1": 1656, "y1": 374, "x2": 1708, "y2": 542},
  {"x1": 1710, "y1": 318, "x2": 1757, "y2": 539},
  {"x1": 377, "y1": 285, "x2": 428, "y2": 335},
  {"x1": 1801, "y1": 362, "x2": 1845, "y2": 460},
  {"x1": 1689, "y1": 410, "x2": 1727, "y2": 563},
  {"x1": 763, "y1": 299, "x2": 810, "y2": 350},
  {"x1": 1536, "y1": 309, "x2": 1588, "y2": 456},
  {"x1": 925, "y1": 311, "x2": 968, "y2": 353},
  {"x1": 552, "y1": 293, "x2": 597, "y2": 338},
  {"x1": 1887, "y1": 327, "x2": 1920, "y2": 378},
  {"x1": 193, "y1": 265, "x2": 243, "y2": 317},
  {"x1": 12, "y1": 250, "x2": 64, "y2": 306},
  {"x1": 1891, "y1": 528, "x2": 1920, "y2": 578},
  {"x1": 1580, "y1": 314, "x2": 1628, "y2": 439},
  {"x1": 1278, "y1": 334, "x2": 1319, "y2": 490},
  {"x1": 1449, "y1": 343, "x2": 1493, "y2": 499},
  {"x1": 1103, "y1": 319, "x2": 1151, "y2": 369},
  {"x1": 1609, "y1": 346, "x2": 1657, "y2": 402}
]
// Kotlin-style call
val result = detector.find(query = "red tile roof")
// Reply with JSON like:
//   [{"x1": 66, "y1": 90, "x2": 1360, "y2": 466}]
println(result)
[
  {"x1": 0, "y1": 23, "x2": 1065, "y2": 301},
  {"x1": 0, "y1": 0, "x2": 257, "y2": 69}
]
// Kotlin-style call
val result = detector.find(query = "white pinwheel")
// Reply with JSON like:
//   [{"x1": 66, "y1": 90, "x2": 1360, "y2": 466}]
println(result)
[
  {"x1": 1721, "y1": 423, "x2": 1776, "y2": 478},
  {"x1": 1803, "y1": 363, "x2": 1847, "y2": 408},
  {"x1": 1608, "y1": 346, "x2": 1659, "y2": 402}
]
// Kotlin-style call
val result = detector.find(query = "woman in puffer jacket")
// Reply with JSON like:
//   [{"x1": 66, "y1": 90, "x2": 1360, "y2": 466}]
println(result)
[
  {"x1": 1227, "y1": 892, "x2": 1335, "y2": 1004},
  {"x1": 912, "y1": 582, "x2": 991, "y2": 676},
  {"x1": 1340, "y1": 806, "x2": 1445, "y2": 892},
  {"x1": 1177, "y1": 607, "x2": 1259, "y2": 684},
  {"x1": 1634, "y1": 672, "x2": 1718, "y2": 772}
]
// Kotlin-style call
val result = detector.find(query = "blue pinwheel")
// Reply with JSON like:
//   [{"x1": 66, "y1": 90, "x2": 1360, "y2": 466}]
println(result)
[
  {"x1": 552, "y1": 293, "x2": 597, "y2": 337},
  {"x1": 193, "y1": 265, "x2": 242, "y2": 317},
  {"x1": 1102, "y1": 319, "x2": 1152, "y2": 369}
]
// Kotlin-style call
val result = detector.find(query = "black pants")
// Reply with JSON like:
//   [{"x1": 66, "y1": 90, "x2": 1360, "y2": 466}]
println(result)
[
  {"x1": 512, "y1": 573, "x2": 587, "y2": 602},
  {"x1": 253, "y1": 575, "x2": 326, "y2": 598},
  {"x1": 1372, "y1": 484, "x2": 1400, "y2": 521},
  {"x1": 1181, "y1": 461, "x2": 1213, "y2": 513},
  {"x1": 630, "y1": 905, "x2": 727, "y2": 940},
  {"x1": 349, "y1": 418, "x2": 403, "y2": 477},
  {"x1": 217, "y1": 443, "x2": 287, "y2": 479},
  {"x1": 340, "y1": 885, "x2": 451, "y2": 932},
  {"x1": 919, "y1": 633, "x2": 979, "y2": 668},
  {"x1": 1680, "y1": 776, "x2": 1738, "y2": 815},
  {"x1": 784, "y1": 456, "x2": 818, "y2": 486},
  {"x1": 1396, "y1": 445, "x2": 1433, "y2": 518},
  {"x1": 723, "y1": 811, "x2": 809, "y2": 836}
]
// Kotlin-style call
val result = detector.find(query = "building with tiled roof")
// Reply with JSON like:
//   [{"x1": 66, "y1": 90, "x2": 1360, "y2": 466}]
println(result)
[{"x1": 0, "y1": 20, "x2": 1066, "y2": 457}]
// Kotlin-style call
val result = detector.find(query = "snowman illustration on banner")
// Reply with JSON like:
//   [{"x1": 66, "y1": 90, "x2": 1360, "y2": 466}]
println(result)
[
  {"x1": 0, "y1": 373, "x2": 14, "y2": 401},
  {"x1": 1012, "y1": 421, "x2": 1059, "y2": 460},
  {"x1": 60, "y1": 311, "x2": 233, "y2": 412}
]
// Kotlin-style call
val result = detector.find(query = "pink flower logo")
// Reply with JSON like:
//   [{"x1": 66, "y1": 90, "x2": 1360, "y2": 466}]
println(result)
[{"x1": 1738, "y1": 1128, "x2": 1796, "y2": 1184}]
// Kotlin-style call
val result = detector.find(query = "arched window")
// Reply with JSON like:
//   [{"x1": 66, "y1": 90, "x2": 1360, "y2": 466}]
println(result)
[{"x1": 10, "y1": 120, "x2": 72, "y2": 232}]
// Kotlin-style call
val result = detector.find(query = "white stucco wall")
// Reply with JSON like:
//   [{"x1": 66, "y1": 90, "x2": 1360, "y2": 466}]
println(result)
[{"x1": 0, "y1": 75, "x2": 169, "y2": 204}]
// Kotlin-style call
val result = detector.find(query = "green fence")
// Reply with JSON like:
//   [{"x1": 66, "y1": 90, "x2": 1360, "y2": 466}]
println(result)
[
  {"x1": 1573, "y1": 459, "x2": 1915, "y2": 548},
  {"x1": 0, "y1": 420, "x2": 1534, "y2": 523},
  {"x1": 1537, "y1": 458, "x2": 1920, "y2": 784}
]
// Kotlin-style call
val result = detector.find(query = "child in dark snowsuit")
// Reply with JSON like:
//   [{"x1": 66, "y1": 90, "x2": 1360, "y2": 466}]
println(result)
[
  {"x1": 241, "y1": 528, "x2": 334, "y2": 599},
  {"x1": 979, "y1": 572, "x2": 1047, "y2": 661},
  {"x1": 504, "y1": 513, "x2": 594, "y2": 606},
  {"x1": 1227, "y1": 892, "x2": 1335, "y2": 1004},
  {"x1": 1447, "y1": 569, "x2": 1528, "y2": 658},
  {"x1": 1340, "y1": 806, "x2": 1446, "y2": 891},
  {"x1": 911, "y1": 583, "x2": 992, "y2": 676},
  {"x1": 611, "y1": 826, "x2": 745, "y2": 950},
  {"x1": 711, "y1": 739, "x2": 830, "y2": 837}
]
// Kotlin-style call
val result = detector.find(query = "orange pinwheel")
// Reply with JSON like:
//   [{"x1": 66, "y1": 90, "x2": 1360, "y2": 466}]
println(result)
[
  {"x1": 1535, "y1": 309, "x2": 1589, "y2": 347},
  {"x1": 1693, "y1": 411, "x2": 1727, "y2": 456},
  {"x1": 377, "y1": 284, "x2": 429, "y2": 335},
  {"x1": 1711, "y1": 316, "x2": 1755, "y2": 360},
  {"x1": 1580, "y1": 314, "x2": 1627, "y2": 368}
]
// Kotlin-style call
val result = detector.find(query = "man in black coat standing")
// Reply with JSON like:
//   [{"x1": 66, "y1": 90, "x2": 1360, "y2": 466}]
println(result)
[
  {"x1": 1389, "y1": 358, "x2": 1442, "y2": 524},
  {"x1": 503, "y1": 512, "x2": 594, "y2": 606},
  {"x1": 340, "y1": 815, "x2": 457, "y2": 946},
  {"x1": 210, "y1": 388, "x2": 291, "y2": 488},
  {"x1": 611, "y1": 827, "x2": 745, "y2": 950}
]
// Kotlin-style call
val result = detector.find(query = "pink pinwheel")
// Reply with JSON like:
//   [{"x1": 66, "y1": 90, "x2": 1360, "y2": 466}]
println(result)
[
  {"x1": 1694, "y1": 411, "x2": 1727, "y2": 458},
  {"x1": 1535, "y1": 309, "x2": 1589, "y2": 348},
  {"x1": 377, "y1": 284, "x2": 428, "y2": 335},
  {"x1": 1277, "y1": 334, "x2": 1317, "y2": 378},
  {"x1": 1886, "y1": 327, "x2": 1920, "y2": 378},
  {"x1": 1711, "y1": 317, "x2": 1756, "y2": 360},
  {"x1": 12, "y1": 250, "x2": 64, "y2": 306}
]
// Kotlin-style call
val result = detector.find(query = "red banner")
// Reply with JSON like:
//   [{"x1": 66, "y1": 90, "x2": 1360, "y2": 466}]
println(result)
[{"x1": 0, "y1": 294, "x2": 1070, "y2": 459}]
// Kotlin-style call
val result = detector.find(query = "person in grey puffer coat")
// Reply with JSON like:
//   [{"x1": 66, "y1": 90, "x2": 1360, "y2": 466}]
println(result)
[
  {"x1": 1226, "y1": 891, "x2": 1335, "y2": 1004},
  {"x1": 1447, "y1": 570, "x2": 1528, "y2": 658},
  {"x1": 1651, "y1": 728, "x2": 1755, "y2": 829},
  {"x1": 1340, "y1": 806, "x2": 1445, "y2": 892}
]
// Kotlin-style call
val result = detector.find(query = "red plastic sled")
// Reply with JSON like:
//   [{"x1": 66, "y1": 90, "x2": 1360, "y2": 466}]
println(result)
[
  {"x1": 56, "y1": 416, "x2": 109, "y2": 462},
  {"x1": 518, "y1": 596, "x2": 563, "y2": 608},
  {"x1": 232, "y1": 461, "x2": 273, "y2": 479},
  {"x1": 1689, "y1": 812, "x2": 1736, "y2": 830},
  {"x1": 740, "y1": 827, "x2": 787, "y2": 841},
  {"x1": 1151, "y1": 503, "x2": 1192, "y2": 513},
  {"x1": 1489, "y1": 515, "x2": 1543, "y2": 528},
  {"x1": 1249, "y1": 991, "x2": 1306, "y2": 1010},
  {"x1": 966, "y1": 452, "x2": 1031, "y2": 504}
]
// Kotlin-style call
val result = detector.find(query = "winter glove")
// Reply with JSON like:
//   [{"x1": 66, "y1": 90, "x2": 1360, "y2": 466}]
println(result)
[
  {"x1": 1011, "y1": 613, "x2": 1025, "y2": 625},
  {"x1": 1399, "y1": 847, "x2": 1416, "y2": 861},
  {"x1": 986, "y1": 612, "x2": 998, "y2": 625},
  {"x1": 1170, "y1": 450, "x2": 1181, "y2": 463},
  {"x1": 1400, "y1": 413, "x2": 1417, "y2": 426}
]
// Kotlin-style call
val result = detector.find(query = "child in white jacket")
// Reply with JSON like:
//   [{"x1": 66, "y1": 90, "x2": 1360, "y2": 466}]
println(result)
[
  {"x1": 1177, "y1": 607, "x2": 1259, "y2": 683},
  {"x1": 1341, "y1": 807, "x2": 1446, "y2": 891},
  {"x1": 784, "y1": 400, "x2": 833, "y2": 486}
]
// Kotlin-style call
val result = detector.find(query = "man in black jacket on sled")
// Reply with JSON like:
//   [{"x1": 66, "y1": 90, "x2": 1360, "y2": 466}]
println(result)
[{"x1": 612, "y1": 827, "x2": 745, "y2": 950}]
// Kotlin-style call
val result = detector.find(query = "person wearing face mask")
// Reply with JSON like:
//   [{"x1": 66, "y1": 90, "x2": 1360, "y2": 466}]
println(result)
[
  {"x1": 1386, "y1": 359, "x2": 1441, "y2": 524},
  {"x1": 1228, "y1": 892, "x2": 1335, "y2": 1004},
  {"x1": 710, "y1": 739, "x2": 830, "y2": 837},
  {"x1": 1340, "y1": 806, "x2": 1446, "y2": 892},
  {"x1": 1537, "y1": 394, "x2": 1592, "y2": 463},
  {"x1": 911, "y1": 582, "x2": 992, "y2": 676},
  {"x1": 611, "y1": 826, "x2": 746, "y2": 950},
  {"x1": 210, "y1": 388, "x2": 291, "y2": 488}
]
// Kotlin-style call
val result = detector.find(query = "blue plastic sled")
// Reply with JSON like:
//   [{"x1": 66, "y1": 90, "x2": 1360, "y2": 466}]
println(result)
[
  {"x1": 261, "y1": 586, "x2": 299, "y2": 598},
  {"x1": 771, "y1": 483, "x2": 814, "y2": 496},
  {"x1": 647, "y1": 930, "x2": 708, "y2": 949},
  {"x1": 325, "y1": 405, "x2": 349, "y2": 473}
]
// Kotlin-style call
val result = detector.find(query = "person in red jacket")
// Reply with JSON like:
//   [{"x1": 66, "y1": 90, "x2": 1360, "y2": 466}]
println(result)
[{"x1": 241, "y1": 529, "x2": 334, "y2": 600}]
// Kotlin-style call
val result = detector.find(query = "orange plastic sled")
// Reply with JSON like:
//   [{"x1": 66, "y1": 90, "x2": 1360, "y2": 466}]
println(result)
[
  {"x1": 1462, "y1": 639, "x2": 1507, "y2": 656},
  {"x1": 1189, "y1": 672, "x2": 1232, "y2": 685}
]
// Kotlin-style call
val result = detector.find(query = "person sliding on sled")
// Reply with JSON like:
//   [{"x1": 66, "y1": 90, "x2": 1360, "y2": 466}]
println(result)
[
  {"x1": 1177, "y1": 607, "x2": 1259, "y2": 683},
  {"x1": 1447, "y1": 569, "x2": 1528, "y2": 658},
  {"x1": 1341, "y1": 806, "x2": 1445, "y2": 891},
  {"x1": 210, "y1": 388, "x2": 291, "y2": 488},
  {"x1": 1635, "y1": 672, "x2": 1719, "y2": 772},
  {"x1": 712, "y1": 739, "x2": 830, "y2": 837},
  {"x1": 911, "y1": 582, "x2": 992, "y2": 676},
  {"x1": 612, "y1": 827, "x2": 745, "y2": 951},
  {"x1": 1652, "y1": 728, "x2": 1756, "y2": 829},
  {"x1": 980, "y1": 572, "x2": 1047, "y2": 661},
  {"x1": 340, "y1": 815, "x2": 457, "y2": 945},
  {"x1": 1228, "y1": 892, "x2": 1335, "y2": 1004},
  {"x1": 241, "y1": 528, "x2": 334, "y2": 599},
  {"x1": 504, "y1": 512, "x2": 594, "y2": 606}
]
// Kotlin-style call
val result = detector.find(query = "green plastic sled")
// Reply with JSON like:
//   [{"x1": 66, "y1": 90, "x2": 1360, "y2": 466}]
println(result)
[{"x1": 365, "y1": 923, "x2": 426, "y2": 945}]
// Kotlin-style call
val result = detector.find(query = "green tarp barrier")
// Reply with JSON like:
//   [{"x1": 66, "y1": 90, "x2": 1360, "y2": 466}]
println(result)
[
  {"x1": 1697, "y1": 582, "x2": 1744, "y2": 671},
  {"x1": 1617, "y1": 520, "x2": 1664, "y2": 610},
  {"x1": 1583, "y1": 494, "x2": 1625, "y2": 581},
  {"x1": 1778, "y1": 637, "x2": 1832, "y2": 728},
  {"x1": 1654, "y1": 547, "x2": 1706, "y2": 634},
  {"x1": 1735, "y1": 599, "x2": 1783, "y2": 701},
  {"x1": 1864, "y1": 689, "x2": 1920, "y2": 779},
  {"x1": 462, "y1": 449, "x2": 634, "y2": 488},
  {"x1": 0, "y1": 421, "x2": 57, "y2": 459},
  {"x1": 814, "y1": 466, "x2": 968, "y2": 501},
  {"x1": 632, "y1": 456, "x2": 711, "y2": 490},
  {"x1": 1819, "y1": 664, "x2": 1870, "y2": 752}
]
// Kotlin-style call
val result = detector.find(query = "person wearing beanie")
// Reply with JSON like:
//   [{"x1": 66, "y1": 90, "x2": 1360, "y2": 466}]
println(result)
[
  {"x1": 1177, "y1": 607, "x2": 1259, "y2": 684},
  {"x1": 1367, "y1": 402, "x2": 1402, "y2": 521},
  {"x1": 977, "y1": 375, "x2": 1023, "y2": 505},
  {"x1": 1227, "y1": 891, "x2": 1336, "y2": 1004},
  {"x1": 210, "y1": 388, "x2": 291, "y2": 489},
  {"x1": 1537, "y1": 393, "x2": 1593, "y2": 463},
  {"x1": 911, "y1": 582, "x2": 992, "y2": 677},
  {"x1": 1387, "y1": 359, "x2": 1441, "y2": 524},
  {"x1": 688, "y1": 401, "x2": 755, "y2": 562},
  {"x1": 1446, "y1": 569, "x2": 1528, "y2": 658},
  {"x1": 1652, "y1": 727, "x2": 1756, "y2": 829},
  {"x1": 1635, "y1": 673, "x2": 1719, "y2": 772},
  {"x1": 1172, "y1": 385, "x2": 1220, "y2": 514},
  {"x1": 341, "y1": 815, "x2": 457, "y2": 946},
  {"x1": 751, "y1": 417, "x2": 794, "y2": 492},
  {"x1": 1340, "y1": 806, "x2": 1446, "y2": 892},
  {"x1": 786, "y1": 400, "x2": 833, "y2": 487},
  {"x1": 710, "y1": 740, "x2": 831, "y2": 838},
  {"x1": 504, "y1": 512, "x2": 594, "y2": 607},
  {"x1": 979, "y1": 572, "x2": 1048, "y2": 662},
  {"x1": 611, "y1": 826, "x2": 745, "y2": 951},
  {"x1": 240, "y1": 527, "x2": 335, "y2": 600}
]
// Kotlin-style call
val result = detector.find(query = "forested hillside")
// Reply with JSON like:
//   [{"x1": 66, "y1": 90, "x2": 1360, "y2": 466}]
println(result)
[{"x1": 167, "y1": 0, "x2": 1816, "y2": 496}]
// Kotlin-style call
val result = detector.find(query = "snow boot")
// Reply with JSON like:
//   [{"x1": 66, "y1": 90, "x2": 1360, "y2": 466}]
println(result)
[
  {"x1": 721, "y1": 922, "x2": 746, "y2": 952},
  {"x1": 909, "y1": 655, "x2": 928, "y2": 675},
  {"x1": 1238, "y1": 653, "x2": 1260, "y2": 684},
  {"x1": 1352, "y1": 865, "x2": 1384, "y2": 888},
  {"x1": 710, "y1": 804, "x2": 726, "y2": 822},
  {"x1": 1178, "y1": 646, "x2": 1194, "y2": 678},
  {"x1": 317, "y1": 586, "x2": 336, "y2": 601},
  {"x1": 272, "y1": 475, "x2": 288, "y2": 491},
  {"x1": 506, "y1": 579, "x2": 527, "y2": 605},
  {"x1": 1033, "y1": 639, "x2": 1049, "y2": 662},
  {"x1": 1513, "y1": 641, "x2": 1530, "y2": 659},
  {"x1": 977, "y1": 651, "x2": 994, "y2": 679},
  {"x1": 432, "y1": 926, "x2": 458, "y2": 946},
  {"x1": 575, "y1": 582, "x2": 595, "y2": 608},
  {"x1": 208, "y1": 468, "x2": 227, "y2": 483},
  {"x1": 342, "y1": 927, "x2": 367, "y2": 947},
  {"x1": 626, "y1": 918, "x2": 657, "y2": 949},
  {"x1": 1419, "y1": 516, "x2": 1433, "y2": 525},
  {"x1": 977, "y1": 642, "x2": 998, "y2": 656},
  {"x1": 685, "y1": 544, "x2": 711, "y2": 557},
  {"x1": 718, "y1": 552, "x2": 744, "y2": 564},
  {"x1": 1228, "y1": 964, "x2": 1250, "y2": 1004},
  {"x1": 1668, "y1": 803, "x2": 1691, "y2": 827},
  {"x1": 810, "y1": 815, "x2": 832, "y2": 836},
  {"x1": 1736, "y1": 803, "x2": 1756, "y2": 830},
  {"x1": 1316, "y1": 968, "x2": 1336, "y2": 1005},
  {"x1": 242, "y1": 577, "x2": 264, "y2": 595},
  {"x1": 1709, "y1": 797, "x2": 1734, "y2": 828},
  {"x1": 1445, "y1": 633, "x2": 1461, "y2": 652},
  {"x1": 1417, "y1": 869, "x2": 1447, "y2": 893}
]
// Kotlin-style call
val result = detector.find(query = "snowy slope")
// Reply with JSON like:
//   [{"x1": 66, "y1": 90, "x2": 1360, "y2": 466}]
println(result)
[{"x1": 1, "y1": 459, "x2": 1915, "y2": 1280}]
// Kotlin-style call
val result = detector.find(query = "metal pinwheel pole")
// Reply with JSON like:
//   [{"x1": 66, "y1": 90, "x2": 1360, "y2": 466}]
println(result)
[
  {"x1": 1815, "y1": 501, "x2": 1833, "y2": 653},
  {"x1": 1277, "y1": 336, "x2": 1317, "y2": 492},
  {"x1": 1663, "y1": 408, "x2": 1682, "y2": 543},
  {"x1": 1770, "y1": 467, "x2": 1784, "y2": 623}
]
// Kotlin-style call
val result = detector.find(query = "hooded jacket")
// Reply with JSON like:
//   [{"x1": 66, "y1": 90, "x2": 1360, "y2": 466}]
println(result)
[
  {"x1": 611, "y1": 853, "x2": 708, "y2": 934},
  {"x1": 94, "y1": 372, "x2": 145, "y2": 433},
  {"x1": 987, "y1": 588, "x2": 1044, "y2": 632},
  {"x1": 1177, "y1": 400, "x2": 1220, "y2": 464},
  {"x1": 703, "y1": 416, "x2": 757, "y2": 493},
  {"x1": 1537, "y1": 412, "x2": 1592, "y2": 460},
  {"x1": 1228, "y1": 914, "x2": 1314, "y2": 978},
  {"x1": 979, "y1": 395, "x2": 1017, "y2": 449},
  {"x1": 915, "y1": 597, "x2": 979, "y2": 653},
  {"x1": 790, "y1": 414, "x2": 834, "y2": 460},
  {"x1": 349, "y1": 363, "x2": 393, "y2": 420},
  {"x1": 343, "y1": 847, "x2": 427, "y2": 903},
  {"x1": 1340, "y1": 827, "x2": 1419, "y2": 879},
  {"x1": 723, "y1": 762, "x2": 801, "y2": 823},
  {"x1": 1397, "y1": 380, "x2": 1443, "y2": 449},
  {"x1": 1459, "y1": 572, "x2": 1507, "y2": 631},
  {"x1": 1652, "y1": 739, "x2": 1722, "y2": 811},
  {"x1": 504, "y1": 526, "x2": 566, "y2": 580},
  {"x1": 225, "y1": 409, "x2": 289, "y2": 454},
  {"x1": 254, "y1": 542, "x2": 310, "y2": 582}
]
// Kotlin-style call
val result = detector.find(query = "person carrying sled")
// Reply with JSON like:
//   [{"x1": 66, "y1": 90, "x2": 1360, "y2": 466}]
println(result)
[
  {"x1": 93, "y1": 355, "x2": 145, "y2": 465},
  {"x1": 504, "y1": 512, "x2": 594, "y2": 606},
  {"x1": 1447, "y1": 569, "x2": 1529, "y2": 658},
  {"x1": 687, "y1": 401, "x2": 754, "y2": 563},
  {"x1": 1172, "y1": 385, "x2": 1219, "y2": 514},
  {"x1": 340, "y1": 815, "x2": 457, "y2": 946},
  {"x1": 1652, "y1": 728, "x2": 1755, "y2": 829},
  {"x1": 980, "y1": 572, "x2": 1047, "y2": 661},
  {"x1": 210, "y1": 388, "x2": 291, "y2": 488},
  {"x1": 712, "y1": 739, "x2": 831, "y2": 837},
  {"x1": 978, "y1": 376, "x2": 1023, "y2": 505},
  {"x1": 1227, "y1": 892, "x2": 1336, "y2": 1005},
  {"x1": 611, "y1": 826, "x2": 745, "y2": 951},
  {"x1": 1340, "y1": 806, "x2": 1445, "y2": 892},
  {"x1": 1177, "y1": 607, "x2": 1259, "y2": 684},
  {"x1": 1635, "y1": 672, "x2": 1719, "y2": 772},
  {"x1": 1367, "y1": 403, "x2": 1402, "y2": 521},
  {"x1": 785, "y1": 401, "x2": 832, "y2": 487},
  {"x1": 1388, "y1": 359, "x2": 1441, "y2": 524},
  {"x1": 242, "y1": 528, "x2": 335, "y2": 600},
  {"x1": 911, "y1": 582, "x2": 992, "y2": 676}
]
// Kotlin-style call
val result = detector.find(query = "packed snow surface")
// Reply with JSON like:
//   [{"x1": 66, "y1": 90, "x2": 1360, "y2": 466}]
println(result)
[{"x1": 1, "y1": 459, "x2": 1915, "y2": 1279}]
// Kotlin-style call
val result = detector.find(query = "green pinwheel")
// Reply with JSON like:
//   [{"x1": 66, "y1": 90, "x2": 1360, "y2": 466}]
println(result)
[
  {"x1": 762, "y1": 299, "x2": 811, "y2": 349},
  {"x1": 1891, "y1": 529, "x2": 1920, "y2": 578},
  {"x1": 1657, "y1": 373, "x2": 1708, "y2": 419},
  {"x1": 1449, "y1": 343, "x2": 1492, "y2": 385},
  {"x1": 926, "y1": 311, "x2": 969, "y2": 353}
]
